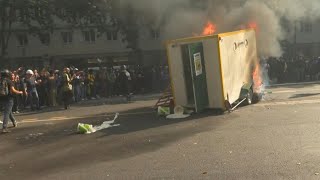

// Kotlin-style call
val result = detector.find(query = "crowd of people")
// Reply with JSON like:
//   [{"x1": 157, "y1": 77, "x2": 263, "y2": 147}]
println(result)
[
  {"x1": 261, "y1": 57, "x2": 320, "y2": 84},
  {"x1": 0, "y1": 65, "x2": 170, "y2": 133}
]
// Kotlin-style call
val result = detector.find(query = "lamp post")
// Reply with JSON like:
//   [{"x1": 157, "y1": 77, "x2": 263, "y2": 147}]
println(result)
[{"x1": 294, "y1": 20, "x2": 297, "y2": 61}]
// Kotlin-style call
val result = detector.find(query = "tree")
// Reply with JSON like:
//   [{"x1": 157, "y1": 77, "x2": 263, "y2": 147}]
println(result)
[
  {"x1": 0, "y1": 0, "x2": 55, "y2": 59},
  {"x1": 54, "y1": 0, "x2": 115, "y2": 35},
  {"x1": 54, "y1": 0, "x2": 142, "y2": 50},
  {"x1": 0, "y1": 0, "x2": 150, "y2": 61}
]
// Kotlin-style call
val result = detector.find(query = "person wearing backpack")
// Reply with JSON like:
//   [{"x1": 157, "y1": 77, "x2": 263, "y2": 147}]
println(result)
[{"x1": 0, "y1": 70, "x2": 23, "y2": 133}]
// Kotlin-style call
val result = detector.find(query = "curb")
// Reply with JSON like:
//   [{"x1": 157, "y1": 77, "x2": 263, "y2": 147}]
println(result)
[
  {"x1": 266, "y1": 81, "x2": 320, "y2": 88},
  {"x1": 76, "y1": 94, "x2": 161, "y2": 105}
]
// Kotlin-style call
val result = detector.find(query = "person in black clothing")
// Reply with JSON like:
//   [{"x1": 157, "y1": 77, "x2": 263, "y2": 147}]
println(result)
[
  {"x1": 0, "y1": 70, "x2": 23, "y2": 133},
  {"x1": 72, "y1": 69, "x2": 81, "y2": 102},
  {"x1": 37, "y1": 70, "x2": 48, "y2": 107},
  {"x1": 118, "y1": 65, "x2": 132, "y2": 102},
  {"x1": 11, "y1": 73, "x2": 20, "y2": 114}
]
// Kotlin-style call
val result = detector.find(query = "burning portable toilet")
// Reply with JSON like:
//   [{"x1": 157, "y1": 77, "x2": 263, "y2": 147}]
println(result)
[{"x1": 166, "y1": 29, "x2": 261, "y2": 113}]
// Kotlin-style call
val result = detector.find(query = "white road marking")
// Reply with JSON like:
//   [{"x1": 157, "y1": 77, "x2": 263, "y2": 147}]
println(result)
[{"x1": 20, "y1": 111, "x2": 154, "y2": 124}]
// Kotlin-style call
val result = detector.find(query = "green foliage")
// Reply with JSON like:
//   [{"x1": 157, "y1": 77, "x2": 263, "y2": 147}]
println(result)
[
  {"x1": 0, "y1": 0, "x2": 55, "y2": 57},
  {"x1": 0, "y1": 0, "x2": 145, "y2": 58}
]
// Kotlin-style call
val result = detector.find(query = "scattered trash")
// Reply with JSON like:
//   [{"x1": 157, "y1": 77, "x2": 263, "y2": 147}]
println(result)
[
  {"x1": 185, "y1": 109, "x2": 194, "y2": 115},
  {"x1": 77, "y1": 113, "x2": 120, "y2": 134},
  {"x1": 202, "y1": 172, "x2": 207, "y2": 175},
  {"x1": 148, "y1": 139, "x2": 151, "y2": 142},
  {"x1": 157, "y1": 106, "x2": 170, "y2": 116},
  {"x1": 63, "y1": 129, "x2": 73, "y2": 132},
  {"x1": 193, "y1": 142, "x2": 198, "y2": 145},
  {"x1": 77, "y1": 123, "x2": 96, "y2": 134},
  {"x1": 297, "y1": 162, "x2": 301, "y2": 165},
  {"x1": 29, "y1": 133, "x2": 44, "y2": 136},
  {"x1": 94, "y1": 113, "x2": 119, "y2": 131},
  {"x1": 229, "y1": 151, "x2": 233, "y2": 154},
  {"x1": 231, "y1": 98, "x2": 247, "y2": 111},
  {"x1": 315, "y1": 173, "x2": 319, "y2": 176},
  {"x1": 166, "y1": 106, "x2": 190, "y2": 119},
  {"x1": 24, "y1": 133, "x2": 44, "y2": 139},
  {"x1": 0, "y1": 121, "x2": 2, "y2": 124}
]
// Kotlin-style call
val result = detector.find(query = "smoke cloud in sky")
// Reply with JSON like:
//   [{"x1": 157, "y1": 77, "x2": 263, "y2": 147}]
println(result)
[{"x1": 120, "y1": 0, "x2": 320, "y2": 57}]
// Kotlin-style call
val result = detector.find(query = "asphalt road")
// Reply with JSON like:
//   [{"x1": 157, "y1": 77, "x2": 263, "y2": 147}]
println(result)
[{"x1": 2, "y1": 83, "x2": 320, "y2": 180}]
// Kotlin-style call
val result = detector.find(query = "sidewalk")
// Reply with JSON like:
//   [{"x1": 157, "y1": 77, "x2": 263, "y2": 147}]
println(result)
[
  {"x1": 76, "y1": 93, "x2": 162, "y2": 106},
  {"x1": 266, "y1": 81, "x2": 320, "y2": 88}
]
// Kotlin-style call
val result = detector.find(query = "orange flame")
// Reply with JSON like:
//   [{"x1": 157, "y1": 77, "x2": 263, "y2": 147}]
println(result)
[
  {"x1": 248, "y1": 22, "x2": 259, "y2": 33},
  {"x1": 202, "y1": 21, "x2": 216, "y2": 35},
  {"x1": 252, "y1": 64, "x2": 263, "y2": 92}
]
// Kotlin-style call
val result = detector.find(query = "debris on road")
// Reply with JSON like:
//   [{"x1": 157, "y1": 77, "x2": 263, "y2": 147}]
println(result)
[
  {"x1": 166, "y1": 106, "x2": 190, "y2": 119},
  {"x1": 231, "y1": 98, "x2": 247, "y2": 111},
  {"x1": 29, "y1": 133, "x2": 44, "y2": 136},
  {"x1": 264, "y1": 90, "x2": 272, "y2": 94},
  {"x1": 19, "y1": 133, "x2": 45, "y2": 140},
  {"x1": 315, "y1": 172, "x2": 319, "y2": 176},
  {"x1": 94, "y1": 113, "x2": 120, "y2": 131},
  {"x1": 77, "y1": 123, "x2": 96, "y2": 134},
  {"x1": 157, "y1": 106, "x2": 170, "y2": 116},
  {"x1": 77, "y1": 113, "x2": 120, "y2": 134}
]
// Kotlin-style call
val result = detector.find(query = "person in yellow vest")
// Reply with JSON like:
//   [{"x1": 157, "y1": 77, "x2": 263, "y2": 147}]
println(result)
[
  {"x1": 87, "y1": 69, "x2": 96, "y2": 99},
  {"x1": 62, "y1": 68, "x2": 73, "y2": 109}
]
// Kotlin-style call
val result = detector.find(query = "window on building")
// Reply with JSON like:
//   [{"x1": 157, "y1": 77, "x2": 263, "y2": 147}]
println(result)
[
  {"x1": 16, "y1": 34, "x2": 28, "y2": 46},
  {"x1": 106, "y1": 31, "x2": 118, "y2": 40},
  {"x1": 61, "y1": 32, "x2": 73, "y2": 44},
  {"x1": 40, "y1": 33, "x2": 50, "y2": 45},
  {"x1": 112, "y1": 31, "x2": 118, "y2": 40},
  {"x1": 60, "y1": 9, "x2": 67, "y2": 17},
  {"x1": 300, "y1": 21, "x2": 312, "y2": 33},
  {"x1": 150, "y1": 29, "x2": 160, "y2": 39},
  {"x1": 34, "y1": 7, "x2": 44, "y2": 18},
  {"x1": 19, "y1": 9, "x2": 29, "y2": 21},
  {"x1": 83, "y1": 30, "x2": 96, "y2": 43}
]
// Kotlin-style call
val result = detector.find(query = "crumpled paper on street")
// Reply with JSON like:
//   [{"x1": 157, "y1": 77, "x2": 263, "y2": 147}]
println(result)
[{"x1": 77, "y1": 113, "x2": 119, "y2": 134}]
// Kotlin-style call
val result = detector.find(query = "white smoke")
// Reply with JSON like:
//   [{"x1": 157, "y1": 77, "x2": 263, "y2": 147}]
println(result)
[{"x1": 119, "y1": 0, "x2": 320, "y2": 57}]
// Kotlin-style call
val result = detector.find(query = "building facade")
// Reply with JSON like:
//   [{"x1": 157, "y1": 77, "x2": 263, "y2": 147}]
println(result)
[
  {"x1": 4, "y1": 25, "x2": 166, "y2": 69},
  {"x1": 290, "y1": 19, "x2": 320, "y2": 60}
]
